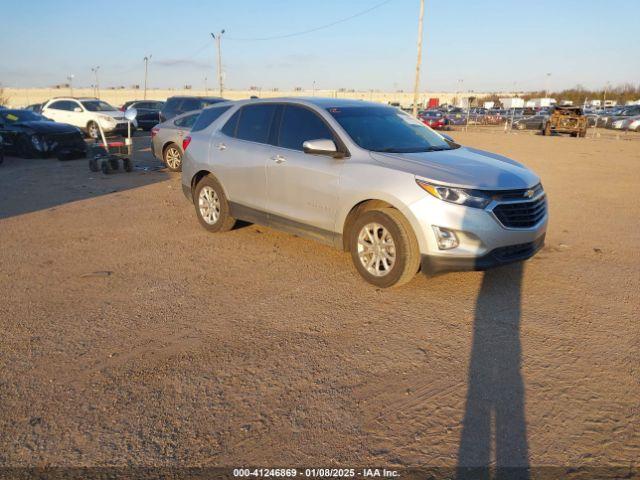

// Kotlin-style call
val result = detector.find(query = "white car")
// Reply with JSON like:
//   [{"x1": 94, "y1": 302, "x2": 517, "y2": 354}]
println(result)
[{"x1": 41, "y1": 97, "x2": 134, "y2": 138}]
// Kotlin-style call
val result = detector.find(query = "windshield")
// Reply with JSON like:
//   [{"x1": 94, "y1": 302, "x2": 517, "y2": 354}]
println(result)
[
  {"x1": 327, "y1": 106, "x2": 454, "y2": 153},
  {"x1": 81, "y1": 100, "x2": 117, "y2": 112},
  {"x1": 2, "y1": 110, "x2": 45, "y2": 123}
]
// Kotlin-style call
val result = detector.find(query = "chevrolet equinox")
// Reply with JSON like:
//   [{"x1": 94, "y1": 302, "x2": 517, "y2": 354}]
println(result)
[{"x1": 181, "y1": 98, "x2": 547, "y2": 287}]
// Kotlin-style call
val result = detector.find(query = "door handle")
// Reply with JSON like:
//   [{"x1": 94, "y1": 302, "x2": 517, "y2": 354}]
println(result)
[
  {"x1": 271, "y1": 154, "x2": 286, "y2": 164},
  {"x1": 216, "y1": 142, "x2": 226, "y2": 151}
]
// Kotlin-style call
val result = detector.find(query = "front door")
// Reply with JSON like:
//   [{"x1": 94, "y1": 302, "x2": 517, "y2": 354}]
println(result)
[{"x1": 265, "y1": 105, "x2": 343, "y2": 233}]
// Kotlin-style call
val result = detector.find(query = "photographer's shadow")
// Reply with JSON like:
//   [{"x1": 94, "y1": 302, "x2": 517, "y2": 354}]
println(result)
[{"x1": 457, "y1": 262, "x2": 530, "y2": 480}]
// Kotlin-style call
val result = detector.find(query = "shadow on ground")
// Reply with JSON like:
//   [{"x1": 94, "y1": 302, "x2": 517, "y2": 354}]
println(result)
[
  {"x1": 457, "y1": 262, "x2": 529, "y2": 480},
  {"x1": 0, "y1": 132, "x2": 170, "y2": 219}
]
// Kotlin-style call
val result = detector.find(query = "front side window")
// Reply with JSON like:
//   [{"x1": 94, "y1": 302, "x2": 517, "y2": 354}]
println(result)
[
  {"x1": 235, "y1": 104, "x2": 277, "y2": 144},
  {"x1": 191, "y1": 106, "x2": 231, "y2": 132},
  {"x1": 278, "y1": 105, "x2": 334, "y2": 151},
  {"x1": 327, "y1": 106, "x2": 455, "y2": 153},
  {"x1": 81, "y1": 100, "x2": 117, "y2": 112}
]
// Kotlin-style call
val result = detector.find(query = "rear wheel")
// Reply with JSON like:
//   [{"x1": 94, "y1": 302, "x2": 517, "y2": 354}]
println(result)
[
  {"x1": 163, "y1": 144, "x2": 182, "y2": 172},
  {"x1": 349, "y1": 208, "x2": 420, "y2": 288},
  {"x1": 543, "y1": 123, "x2": 552, "y2": 136},
  {"x1": 193, "y1": 175, "x2": 236, "y2": 232}
]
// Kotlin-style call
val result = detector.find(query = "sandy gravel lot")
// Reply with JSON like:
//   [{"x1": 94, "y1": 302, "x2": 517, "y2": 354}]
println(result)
[{"x1": 0, "y1": 130, "x2": 638, "y2": 474}]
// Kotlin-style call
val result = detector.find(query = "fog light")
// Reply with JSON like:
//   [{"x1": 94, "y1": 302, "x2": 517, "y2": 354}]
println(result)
[{"x1": 432, "y1": 226, "x2": 459, "y2": 250}]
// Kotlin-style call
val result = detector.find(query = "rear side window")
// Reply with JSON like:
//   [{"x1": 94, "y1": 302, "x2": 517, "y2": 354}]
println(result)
[
  {"x1": 191, "y1": 106, "x2": 231, "y2": 132},
  {"x1": 235, "y1": 104, "x2": 277, "y2": 144},
  {"x1": 221, "y1": 110, "x2": 240, "y2": 137},
  {"x1": 278, "y1": 105, "x2": 334, "y2": 151},
  {"x1": 174, "y1": 113, "x2": 199, "y2": 128}
]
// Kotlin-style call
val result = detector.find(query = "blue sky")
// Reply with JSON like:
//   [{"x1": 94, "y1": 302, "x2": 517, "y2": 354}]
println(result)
[{"x1": 1, "y1": 0, "x2": 638, "y2": 92}]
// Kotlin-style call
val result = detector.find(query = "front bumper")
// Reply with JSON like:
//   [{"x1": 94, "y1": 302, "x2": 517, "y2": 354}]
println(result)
[
  {"x1": 407, "y1": 191, "x2": 548, "y2": 273},
  {"x1": 421, "y1": 234, "x2": 545, "y2": 274}
]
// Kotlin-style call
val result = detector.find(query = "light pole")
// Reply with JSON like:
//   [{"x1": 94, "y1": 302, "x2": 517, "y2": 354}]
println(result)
[
  {"x1": 67, "y1": 75, "x2": 74, "y2": 96},
  {"x1": 211, "y1": 30, "x2": 225, "y2": 97},
  {"x1": 545, "y1": 72, "x2": 551, "y2": 99},
  {"x1": 143, "y1": 55, "x2": 152, "y2": 100},
  {"x1": 91, "y1": 66, "x2": 100, "y2": 97},
  {"x1": 412, "y1": 0, "x2": 425, "y2": 117}
]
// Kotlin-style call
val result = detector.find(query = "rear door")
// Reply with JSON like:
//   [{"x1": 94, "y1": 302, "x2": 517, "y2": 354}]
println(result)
[
  {"x1": 43, "y1": 100, "x2": 73, "y2": 123},
  {"x1": 265, "y1": 104, "x2": 343, "y2": 233},
  {"x1": 210, "y1": 104, "x2": 277, "y2": 211}
]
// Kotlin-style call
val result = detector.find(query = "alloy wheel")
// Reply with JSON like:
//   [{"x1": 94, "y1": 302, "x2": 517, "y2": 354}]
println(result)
[
  {"x1": 198, "y1": 186, "x2": 220, "y2": 225},
  {"x1": 165, "y1": 147, "x2": 181, "y2": 169},
  {"x1": 357, "y1": 223, "x2": 396, "y2": 277}
]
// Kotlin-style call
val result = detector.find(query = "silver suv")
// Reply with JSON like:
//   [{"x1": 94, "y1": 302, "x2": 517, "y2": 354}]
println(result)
[{"x1": 181, "y1": 98, "x2": 547, "y2": 287}]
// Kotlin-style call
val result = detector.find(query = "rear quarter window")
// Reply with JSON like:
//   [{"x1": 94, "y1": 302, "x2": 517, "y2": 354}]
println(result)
[
  {"x1": 191, "y1": 106, "x2": 231, "y2": 132},
  {"x1": 235, "y1": 104, "x2": 277, "y2": 144}
]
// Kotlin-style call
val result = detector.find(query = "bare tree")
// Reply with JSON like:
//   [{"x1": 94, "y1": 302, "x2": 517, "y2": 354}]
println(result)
[{"x1": 0, "y1": 86, "x2": 9, "y2": 106}]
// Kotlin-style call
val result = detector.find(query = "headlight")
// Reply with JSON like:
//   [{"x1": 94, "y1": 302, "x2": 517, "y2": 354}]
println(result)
[{"x1": 416, "y1": 179, "x2": 492, "y2": 209}]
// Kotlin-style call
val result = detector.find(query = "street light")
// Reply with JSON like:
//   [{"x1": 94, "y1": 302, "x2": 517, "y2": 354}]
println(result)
[
  {"x1": 143, "y1": 55, "x2": 152, "y2": 100},
  {"x1": 91, "y1": 66, "x2": 100, "y2": 97},
  {"x1": 67, "y1": 75, "x2": 75, "y2": 96}
]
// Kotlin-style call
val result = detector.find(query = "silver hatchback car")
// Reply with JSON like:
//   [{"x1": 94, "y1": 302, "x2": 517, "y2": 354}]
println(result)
[{"x1": 181, "y1": 98, "x2": 547, "y2": 287}]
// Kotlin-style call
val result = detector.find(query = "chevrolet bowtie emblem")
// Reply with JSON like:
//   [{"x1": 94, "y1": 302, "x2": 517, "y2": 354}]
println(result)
[{"x1": 525, "y1": 189, "x2": 535, "y2": 198}]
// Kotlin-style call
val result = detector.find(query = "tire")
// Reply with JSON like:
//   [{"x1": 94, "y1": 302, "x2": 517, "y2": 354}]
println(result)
[
  {"x1": 87, "y1": 121, "x2": 100, "y2": 139},
  {"x1": 123, "y1": 158, "x2": 133, "y2": 172},
  {"x1": 349, "y1": 208, "x2": 420, "y2": 288},
  {"x1": 543, "y1": 124, "x2": 551, "y2": 136},
  {"x1": 89, "y1": 158, "x2": 99, "y2": 172},
  {"x1": 100, "y1": 159, "x2": 112, "y2": 174},
  {"x1": 193, "y1": 175, "x2": 236, "y2": 232},
  {"x1": 17, "y1": 136, "x2": 36, "y2": 158},
  {"x1": 163, "y1": 144, "x2": 182, "y2": 172},
  {"x1": 109, "y1": 158, "x2": 119, "y2": 170}
]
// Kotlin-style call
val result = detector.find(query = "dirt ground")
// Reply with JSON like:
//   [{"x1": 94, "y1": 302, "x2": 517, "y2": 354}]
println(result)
[{"x1": 0, "y1": 129, "x2": 638, "y2": 475}]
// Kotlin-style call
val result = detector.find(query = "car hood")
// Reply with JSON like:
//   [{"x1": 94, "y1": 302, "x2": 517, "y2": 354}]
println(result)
[
  {"x1": 369, "y1": 146, "x2": 540, "y2": 190},
  {"x1": 97, "y1": 111, "x2": 126, "y2": 121},
  {"x1": 16, "y1": 121, "x2": 81, "y2": 134}
]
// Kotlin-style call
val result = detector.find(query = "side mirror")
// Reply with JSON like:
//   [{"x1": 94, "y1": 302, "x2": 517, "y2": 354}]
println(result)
[
  {"x1": 441, "y1": 133, "x2": 455, "y2": 143},
  {"x1": 302, "y1": 138, "x2": 343, "y2": 158},
  {"x1": 73, "y1": 107, "x2": 82, "y2": 112},
  {"x1": 125, "y1": 107, "x2": 138, "y2": 122}
]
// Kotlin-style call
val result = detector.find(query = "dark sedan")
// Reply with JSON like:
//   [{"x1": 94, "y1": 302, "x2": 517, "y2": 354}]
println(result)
[
  {"x1": 159, "y1": 96, "x2": 226, "y2": 122},
  {"x1": 121, "y1": 100, "x2": 165, "y2": 130},
  {"x1": 0, "y1": 109, "x2": 86, "y2": 160},
  {"x1": 512, "y1": 114, "x2": 549, "y2": 131}
]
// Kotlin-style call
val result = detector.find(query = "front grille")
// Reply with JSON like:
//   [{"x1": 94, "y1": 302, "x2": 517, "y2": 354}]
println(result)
[
  {"x1": 492, "y1": 195, "x2": 547, "y2": 228},
  {"x1": 491, "y1": 184, "x2": 544, "y2": 201},
  {"x1": 492, "y1": 237, "x2": 544, "y2": 262}
]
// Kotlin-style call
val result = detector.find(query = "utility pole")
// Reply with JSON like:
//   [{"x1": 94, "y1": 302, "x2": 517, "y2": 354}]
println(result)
[
  {"x1": 211, "y1": 30, "x2": 225, "y2": 97},
  {"x1": 204, "y1": 76, "x2": 208, "y2": 94},
  {"x1": 91, "y1": 66, "x2": 100, "y2": 97},
  {"x1": 67, "y1": 75, "x2": 74, "y2": 97},
  {"x1": 143, "y1": 55, "x2": 152, "y2": 100},
  {"x1": 545, "y1": 72, "x2": 551, "y2": 99},
  {"x1": 412, "y1": 0, "x2": 425, "y2": 117}
]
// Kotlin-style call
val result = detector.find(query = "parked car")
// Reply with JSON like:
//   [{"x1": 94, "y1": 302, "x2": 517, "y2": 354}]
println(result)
[
  {"x1": 120, "y1": 100, "x2": 165, "y2": 130},
  {"x1": 513, "y1": 114, "x2": 549, "y2": 130},
  {"x1": 181, "y1": 98, "x2": 547, "y2": 288},
  {"x1": 151, "y1": 110, "x2": 208, "y2": 172},
  {"x1": 24, "y1": 103, "x2": 43, "y2": 113},
  {"x1": 418, "y1": 110, "x2": 448, "y2": 130},
  {"x1": 159, "y1": 96, "x2": 226, "y2": 123},
  {"x1": 605, "y1": 105, "x2": 640, "y2": 129},
  {"x1": 0, "y1": 109, "x2": 86, "y2": 160},
  {"x1": 40, "y1": 97, "x2": 134, "y2": 139},
  {"x1": 543, "y1": 106, "x2": 588, "y2": 137},
  {"x1": 0, "y1": 133, "x2": 4, "y2": 164},
  {"x1": 611, "y1": 115, "x2": 640, "y2": 131}
]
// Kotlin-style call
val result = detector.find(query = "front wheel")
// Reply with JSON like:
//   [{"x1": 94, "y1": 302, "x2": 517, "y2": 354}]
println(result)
[
  {"x1": 349, "y1": 208, "x2": 420, "y2": 288},
  {"x1": 193, "y1": 175, "x2": 236, "y2": 232},
  {"x1": 163, "y1": 144, "x2": 182, "y2": 172}
]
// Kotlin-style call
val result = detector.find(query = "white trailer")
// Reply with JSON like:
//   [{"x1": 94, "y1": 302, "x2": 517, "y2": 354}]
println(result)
[{"x1": 500, "y1": 97, "x2": 525, "y2": 109}]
